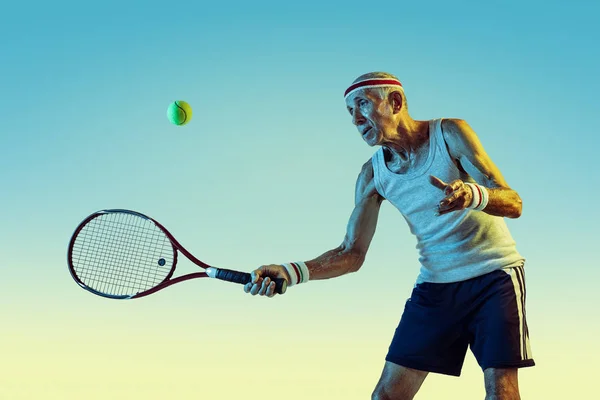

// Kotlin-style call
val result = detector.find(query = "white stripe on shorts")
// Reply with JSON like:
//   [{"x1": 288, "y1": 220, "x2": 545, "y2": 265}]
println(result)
[{"x1": 502, "y1": 264, "x2": 532, "y2": 360}]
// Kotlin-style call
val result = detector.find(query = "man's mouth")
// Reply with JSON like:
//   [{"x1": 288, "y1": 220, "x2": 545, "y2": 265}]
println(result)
[{"x1": 362, "y1": 127, "x2": 372, "y2": 136}]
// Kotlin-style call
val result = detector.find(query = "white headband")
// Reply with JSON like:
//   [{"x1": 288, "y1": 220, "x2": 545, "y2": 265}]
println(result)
[{"x1": 344, "y1": 78, "x2": 403, "y2": 99}]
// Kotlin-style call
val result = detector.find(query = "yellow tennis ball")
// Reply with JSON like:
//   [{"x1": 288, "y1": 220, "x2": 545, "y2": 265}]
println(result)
[{"x1": 167, "y1": 100, "x2": 192, "y2": 126}]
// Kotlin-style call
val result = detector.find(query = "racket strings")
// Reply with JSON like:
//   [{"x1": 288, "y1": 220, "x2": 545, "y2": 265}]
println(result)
[
  {"x1": 73, "y1": 215, "x2": 171, "y2": 294},
  {"x1": 70, "y1": 212, "x2": 174, "y2": 296}
]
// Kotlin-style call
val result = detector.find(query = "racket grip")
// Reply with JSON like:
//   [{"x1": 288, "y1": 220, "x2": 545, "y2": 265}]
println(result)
[{"x1": 207, "y1": 268, "x2": 287, "y2": 295}]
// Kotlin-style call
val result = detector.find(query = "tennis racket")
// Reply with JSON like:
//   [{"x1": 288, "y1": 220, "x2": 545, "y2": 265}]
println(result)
[{"x1": 67, "y1": 209, "x2": 287, "y2": 299}]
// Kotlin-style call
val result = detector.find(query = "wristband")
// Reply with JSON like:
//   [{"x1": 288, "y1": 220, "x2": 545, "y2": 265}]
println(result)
[
  {"x1": 282, "y1": 262, "x2": 310, "y2": 286},
  {"x1": 466, "y1": 183, "x2": 489, "y2": 211}
]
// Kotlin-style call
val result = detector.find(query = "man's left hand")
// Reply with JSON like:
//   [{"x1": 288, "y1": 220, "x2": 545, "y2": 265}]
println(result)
[{"x1": 429, "y1": 175, "x2": 474, "y2": 215}]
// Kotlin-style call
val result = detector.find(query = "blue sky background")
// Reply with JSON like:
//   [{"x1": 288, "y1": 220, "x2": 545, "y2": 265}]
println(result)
[{"x1": 1, "y1": 0, "x2": 598, "y2": 398}]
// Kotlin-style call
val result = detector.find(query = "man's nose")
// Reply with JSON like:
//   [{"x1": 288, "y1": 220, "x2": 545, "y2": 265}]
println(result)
[{"x1": 352, "y1": 111, "x2": 365, "y2": 126}]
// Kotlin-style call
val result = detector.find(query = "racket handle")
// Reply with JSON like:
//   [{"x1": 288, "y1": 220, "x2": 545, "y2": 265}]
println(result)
[{"x1": 206, "y1": 267, "x2": 287, "y2": 295}]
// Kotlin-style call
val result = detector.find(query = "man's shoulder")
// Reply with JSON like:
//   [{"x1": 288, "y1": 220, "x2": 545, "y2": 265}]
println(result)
[
  {"x1": 354, "y1": 157, "x2": 378, "y2": 191},
  {"x1": 355, "y1": 157, "x2": 384, "y2": 202},
  {"x1": 359, "y1": 158, "x2": 374, "y2": 177},
  {"x1": 360, "y1": 148, "x2": 383, "y2": 171},
  {"x1": 440, "y1": 118, "x2": 476, "y2": 152},
  {"x1": 440, "y1": 118, "x2": 470, "y2": 136}
]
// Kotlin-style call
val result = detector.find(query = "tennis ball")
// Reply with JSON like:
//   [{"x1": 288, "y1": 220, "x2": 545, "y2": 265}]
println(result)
[{"x1": 167, "y1": 100, "x2": 192, "y2": 126}]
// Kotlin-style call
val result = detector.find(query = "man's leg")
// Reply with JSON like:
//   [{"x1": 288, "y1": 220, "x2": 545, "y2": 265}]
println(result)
[
  {"x1": 484, "y1": 368, "x2": 520, "y2": 400},
  {"x1": 372, "y1": 361, "x2": 428, "y2": 400},
  {"x1": 468, "y1": 266, "x2": 534, "y2": 399}
]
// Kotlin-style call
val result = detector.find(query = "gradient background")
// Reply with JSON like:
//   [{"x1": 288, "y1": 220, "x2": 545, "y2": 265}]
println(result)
[{"x1": 1, "y1": 0, "x2": 598, "y2": 398}]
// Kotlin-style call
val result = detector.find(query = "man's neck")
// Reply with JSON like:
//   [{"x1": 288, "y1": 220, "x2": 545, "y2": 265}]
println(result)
[{"x1": 384, "y1": 119, "x2": 430, "y2": 161}]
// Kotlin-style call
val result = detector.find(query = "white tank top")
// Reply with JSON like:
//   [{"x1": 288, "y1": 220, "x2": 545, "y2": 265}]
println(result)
[{"x1": 371, "y1": 118, "x2": 525, "y2": 284}]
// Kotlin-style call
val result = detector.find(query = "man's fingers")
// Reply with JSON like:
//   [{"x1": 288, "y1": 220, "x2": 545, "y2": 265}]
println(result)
[
  {"x1": 438, "y1": 200, "x2": 461, "y2": 212},
  {"x1": 249, "y1": 277, "x2": 264, "y2": 295},
  {"x1": 438, "y1": 185, "x2": 472, "y2": 214},
  {"x1": 250, "y1": 270, "x2": 262, "y2": 284},
  {"x1": 440, "y1": 190, "x2": 462, "y2": 207},
  {"x1": 429, "y1": 175, "x2": 447, "y2": 190},
  {"x1": 437, "y1": 203, "x2": 462, "y2": 215},
  {"x1": 245, "y1": 265, "x2": 285, "y2": 297},
  {"x1": 431, "y1": 176, "x2": 464, "y2": 196},
  {"x1": 246, "y1": 275, "x2": 277, "y2": 297},
  {"x1": 258, "y1": 277, "x2": 271, "y2": 296},
  {"x1": 445, "y1": 179, "x2": 464, "y2": 194}
]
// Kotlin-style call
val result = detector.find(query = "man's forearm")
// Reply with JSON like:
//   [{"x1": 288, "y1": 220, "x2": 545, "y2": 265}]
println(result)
[
  {"x1": 483, "y1": 187, "x2": 522, "y2": 218},
  {"x1": 304, "y1": 246, "x2": 364, "y2": 280}
]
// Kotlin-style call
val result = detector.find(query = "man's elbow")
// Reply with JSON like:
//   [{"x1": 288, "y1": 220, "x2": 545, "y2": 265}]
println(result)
[
  {"x1": 346, "y1": 250, "x2": 366, "y2": 273},
  {"x1": 509, "y1": 196, "x2": 523, "y2": 219}
]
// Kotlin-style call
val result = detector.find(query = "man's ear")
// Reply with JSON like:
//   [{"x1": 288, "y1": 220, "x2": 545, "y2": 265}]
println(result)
[{"x1": 389, "y1": 91, "x2": 403, "y2": 113}]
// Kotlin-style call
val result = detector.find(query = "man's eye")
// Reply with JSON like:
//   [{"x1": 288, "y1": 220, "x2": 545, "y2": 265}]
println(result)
[{"x1": 359, "y1": 100, "x2": 367, "y2": 107}]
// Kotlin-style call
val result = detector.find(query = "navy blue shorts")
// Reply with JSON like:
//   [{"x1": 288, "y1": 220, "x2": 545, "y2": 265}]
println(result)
[{"x1": 385, "y1": 265, "x2": 535, "y2": 376}]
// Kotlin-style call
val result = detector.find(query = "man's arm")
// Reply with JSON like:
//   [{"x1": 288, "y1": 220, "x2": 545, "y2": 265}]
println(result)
[
  {"x1": 441, "y1": 118, "x2": 522, "y2": 218},
  {"x1": 244, "y1": 160, "x2": 384, "y2": 296},
  {"x1": 304, "y1": 159, "x2": 384, "y2": 280}
]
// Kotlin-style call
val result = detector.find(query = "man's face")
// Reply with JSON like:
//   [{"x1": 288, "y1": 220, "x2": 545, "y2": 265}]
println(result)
[{"x1": 345, "y1": 89, "x2": 395, "y2": 146}]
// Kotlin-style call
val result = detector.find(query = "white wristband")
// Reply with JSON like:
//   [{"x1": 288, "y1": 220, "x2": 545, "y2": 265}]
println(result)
[
  {"x1": 466, "y1": 183, "x2": 489, "y2": 211},
  {"x1": 477, "y1": 184, "x2": 489, "y2": 211},
  {"x1": 282, "y1": 262, "x2": 310, "y2": 286}
]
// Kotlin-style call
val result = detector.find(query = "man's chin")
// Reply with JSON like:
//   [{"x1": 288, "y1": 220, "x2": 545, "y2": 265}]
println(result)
[{"x1": 363, "y1": 135, "x2": 380, "y2": 147}]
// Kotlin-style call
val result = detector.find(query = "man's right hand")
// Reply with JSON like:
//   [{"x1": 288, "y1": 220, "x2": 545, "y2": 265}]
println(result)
[{"x1": 243, "y1": 264, "x2": 292, "y2": 297}]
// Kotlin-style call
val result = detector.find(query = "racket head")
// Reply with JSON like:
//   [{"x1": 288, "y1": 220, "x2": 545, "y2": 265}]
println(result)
[{"x1": 67, "y1": 209, "x2": 178, "y2": 299}]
